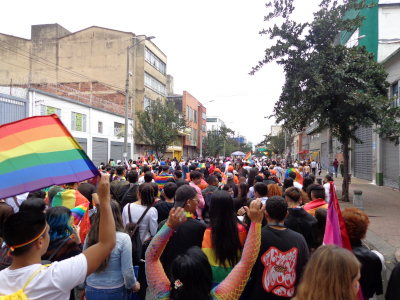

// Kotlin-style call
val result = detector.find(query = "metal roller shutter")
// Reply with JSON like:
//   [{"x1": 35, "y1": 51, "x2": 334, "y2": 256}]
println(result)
[
  {"x1": 383, "y1": 138, "x2": 399, "y2": 189},
  {"x1": 75, "y1": 138, "x2": 87, "y2": 154},
  {"x1": 354, "y1": 127, "x2": 373, "y2": 181},
  {"x1": 110, "y1": 142, "x2": 131, "y2": 163},
  {"x1": 92, "y1": 137, "x2": 108, "y2": 167},
  {"x1": 321, "y1": 142, "x2": 328, "y2": 170}
]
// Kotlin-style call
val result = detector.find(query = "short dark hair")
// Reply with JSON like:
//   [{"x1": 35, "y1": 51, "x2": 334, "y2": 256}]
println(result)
[
  {"x1": 266, "y1": 196, "x2": 288, "y2": 222},
  {"x1": 176, "y1": 179, "x2": 190, "y2": 188},
  {"x1": 144, "y1": 171, "x2": 153, "y2": 183},
  {"x1": 150, "y1": 182, "x2": 160, "y2": 197},
  {"x1": 207, "y1": 175, "x2": 218, "y2": 185},
  {"x1": 254, "y1": 183, "x2": 268, "y2": 197},
  {"x1": 308, "y1": 184, "x2": 325, "y2": 199},
  {"x1": 3, "y1": 211, "x2": 46, "y2": 256},
  {"x1": 27, "y1": 190, "x2": 46, "y2": 199},
  {"x1": 142, "y1": 166, "x2": 150, "y2": 173},
  {"x1": 190, "y1": 171, "x2": 202, "y2": 181},
  {"x1": 263, "y1": 170, "x2": 271, "y2": 178},
  {"x1": 162, "y1": 165, "x2": 170, "y2": 172},
  {"x1": 288, "y1": 171, "x2": 297, "y2": 180},
  {"x1": 189, "y1": 164, "x2": 197, "y2": 171},
  {"x1": 175, "y1": 170, "x2": 182, "y2": 179},
  {"x1": 19, "y1": 198, "x2": 46, "y2": 213},
  {"x1": 116, "y1": 166, "x2": 126, "y2": 176},
  {"x1": 254, "y1": 175, "x2": 263, "y2": 183},
  {"x1": 127, "y1": 170, "x2": 139, "y2": 183},
  {"x1": 164, "y1": 182, "x2": 178, "y2": 199}
]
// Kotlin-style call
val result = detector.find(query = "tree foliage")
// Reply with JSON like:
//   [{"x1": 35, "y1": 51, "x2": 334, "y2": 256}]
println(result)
[
  {"x1": 260, "y1": 131, "x2": 294, "y2": 157},
  {"x1": 202, "y1": 125, "x2": 238, "y2": 157},
  {"x1": 252, "y1": 0, "x2": 400, "y2": 200},
  {"x1": 135, "y1": 99, "x2": 188, "y2": 159}
]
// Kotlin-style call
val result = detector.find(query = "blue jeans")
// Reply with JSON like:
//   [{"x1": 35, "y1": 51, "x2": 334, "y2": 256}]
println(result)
[
  {"x1": 334, "y1": 167, "x2": 338, "y2": 177},
  {"x1": 86, "y1": 285, "x2": 127, "y2": 300}
]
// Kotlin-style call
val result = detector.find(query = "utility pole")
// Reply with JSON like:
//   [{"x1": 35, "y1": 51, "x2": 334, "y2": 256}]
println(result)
[{"x1": 123, "y1": 36, "x2": 155, "y2": 161}]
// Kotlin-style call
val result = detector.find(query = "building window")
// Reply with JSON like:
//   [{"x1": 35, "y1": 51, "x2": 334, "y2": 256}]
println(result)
[
  {"x1": 392, "y1": 82, "x2": 399, "y2": 108},
  {"x1": 41, "y1": 105, "x2": 61, "y2": 117},
  {"x1": 144, "y1": 72, "x2": 166, "y2": 96},
  {"x1": 202, "y1": 112, "x2": 206, "y2": 120},
  {"x1": 194, "y1": 110, "x2": 197, "y2": 122},
  {"x1": 206, "y1": 117, "x2": 217, "y2": 122},
  {"x1": 190, "y1": 108, "x2": 193, "y2": 121},
  {"x1": 114, "y1": 122, "x2": 125, "y2": 137},
  {"x1": 345, "y1": 28, "x2": 360, "y2": 48},
  {"x1": 145, "y1": 47, "x2": 166, "y2": 75},
  {"x1": 193, "y1": 129, "x2": 197, "y2": 141},
  {"x1": 98, "y1": 122, "x2": 103, "y2": 134},
  {"x1": 71, "y1": 112, "x2": 86, "y2": 132},
  {"x1": 202, "y1": 124, "x2": 206, "y2": 132},
  {"x1": 144, "y1": 96, "x2": 154, "y2": 110},
  {"x1": 186, "y1": 105, "x2": 189, "y2": 120}
]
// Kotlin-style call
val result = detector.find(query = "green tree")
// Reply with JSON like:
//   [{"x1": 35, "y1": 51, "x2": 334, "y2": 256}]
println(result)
[
  {"x1": 135, "y1": 99, "x2": 188, "y2": 159},
  {"x1": 202, "y1": 125, "x2": 235, "y2": 157},
  {"x1": 251, "y1": 0, "x2": 400, "y2": 201}
]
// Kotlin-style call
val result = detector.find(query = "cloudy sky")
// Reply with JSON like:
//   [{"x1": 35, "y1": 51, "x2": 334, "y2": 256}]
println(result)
[{"x1": 1, "y1": 0, "x2": 323, "y2": 145}]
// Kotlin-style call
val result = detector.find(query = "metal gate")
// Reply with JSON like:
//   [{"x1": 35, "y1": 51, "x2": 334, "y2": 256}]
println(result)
[
  {"x1": 110, "y1": 142, "x2": 131, "y2": 162},
  {"x1": 0, "y1": 93, "x2": 29, "y2": 125},
  {"x1": 354, "y1": 127, "x2": 373, "y2": 181},
  {"x1": 92, "y1": 137, "x2": 108, "y2": 167},
  {"x1": 383, "y1": 138, "x2": 399, "y2": 189},
  {"x1": 75, "y1": 138, "x2": 88, "y2": 154}
]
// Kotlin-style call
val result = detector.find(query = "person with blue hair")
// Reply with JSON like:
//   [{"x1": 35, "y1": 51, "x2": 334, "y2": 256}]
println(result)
[{"x1": 41, "y1": 206, "x2": 82, "y2": 263}]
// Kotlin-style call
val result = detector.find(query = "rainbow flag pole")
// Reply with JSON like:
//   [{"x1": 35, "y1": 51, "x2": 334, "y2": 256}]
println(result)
[{"x1": 0, "y1": 115, "x2": 99, "y2": 199}]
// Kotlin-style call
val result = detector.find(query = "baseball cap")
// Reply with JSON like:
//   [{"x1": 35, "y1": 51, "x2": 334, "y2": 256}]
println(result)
[
  {"x1": 226, "y1": 172, "x2": 234, "y2": 179},
  {"x1": 174, "y1": 185, "x2": 197, "y2": 208}
]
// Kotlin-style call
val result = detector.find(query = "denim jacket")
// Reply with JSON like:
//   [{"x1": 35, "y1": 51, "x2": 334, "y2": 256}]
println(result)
[{"x1": 84, "y1": 231, "x2": 136, "y2": 289}]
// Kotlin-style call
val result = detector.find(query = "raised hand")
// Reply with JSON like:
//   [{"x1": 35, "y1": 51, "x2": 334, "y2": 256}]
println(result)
[
  {"x1": 166, "y1": 207, "x2": 187, "y2": 229},
  {"x1": 244, "y1": 198, "x2": 266, "y2": 224},
  {"x1": 97, "y1": 173, "x2": 110, "y2": 205}
]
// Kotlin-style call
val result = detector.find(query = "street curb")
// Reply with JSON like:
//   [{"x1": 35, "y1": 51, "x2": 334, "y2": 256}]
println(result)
[{"x1": 364, "y1": 230, "x2": 398, "y2": 271}]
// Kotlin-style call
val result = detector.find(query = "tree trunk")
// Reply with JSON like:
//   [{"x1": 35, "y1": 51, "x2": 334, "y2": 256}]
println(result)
[{"x1": 342, "y1": 140, "x2": 350, "y2": 202}]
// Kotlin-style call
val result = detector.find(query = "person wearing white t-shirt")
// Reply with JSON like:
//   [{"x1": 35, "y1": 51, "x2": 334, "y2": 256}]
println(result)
[
  {"x1": 288, "y1": 170, "x2": 303, "y2": 190},
  {"x1": 323, "y1": 174, "x2": 336, "y2": 203},
  {"x1": 0, "y1": 173, "x2": 116, "y2": 300}
]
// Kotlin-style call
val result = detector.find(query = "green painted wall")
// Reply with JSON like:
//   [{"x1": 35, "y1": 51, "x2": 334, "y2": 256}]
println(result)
[{"x1": 340, "y1": 0, "x2": 379, "y2": 61}]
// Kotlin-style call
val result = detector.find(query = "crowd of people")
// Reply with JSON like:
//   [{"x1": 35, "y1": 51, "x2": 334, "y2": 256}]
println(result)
[{"x1": 0, "y1": 155, "x2": 398, "y2": 300}]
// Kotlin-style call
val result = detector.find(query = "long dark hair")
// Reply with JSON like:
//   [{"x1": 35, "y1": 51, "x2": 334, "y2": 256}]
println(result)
[
  {"x1": 247, "y1": 168, "x2": 259, "y2": 187},
  {"x1": 170, "y1": 246, "x2": 212, "y2": 300},
  {"x1": 86, "y1": 200, "x2": 125, "y2": 273},
  {"x1": 238, "y1": 183, "x2": 249, "y2": 207},
  {"x1": 209, "y1": 190, "x2": 242, "y2": 268},
  {"x1": 138, "y1": 184, "x2": 155, "y2": 207}
]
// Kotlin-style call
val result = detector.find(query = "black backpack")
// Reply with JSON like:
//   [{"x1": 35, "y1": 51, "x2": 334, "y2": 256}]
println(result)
[{"x1": 125, "y1": 204, "x2": 151, "y2": 265}]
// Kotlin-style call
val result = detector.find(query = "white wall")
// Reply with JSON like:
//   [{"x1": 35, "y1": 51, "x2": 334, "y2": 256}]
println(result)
[
  {"x1": 31, "y1": 90, "x2": 134, "y2": 162},
  {"x1": 378, "y1": 3, "x2": 400, "y2": 62}
]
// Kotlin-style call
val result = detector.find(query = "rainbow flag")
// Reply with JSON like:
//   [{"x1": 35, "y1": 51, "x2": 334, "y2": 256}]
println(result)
[
  {"x1": 71, "y1": 202, "x2": 89, "y2": 221},
  {"x1": 198, "y1": 163, "x2": 206, "y2": 169},
  {"x1": 202, "y1": 224, "x2": 247, "y2": 283},
  {"x1": 244, "y1": 151, "x2": 251, "y2": 161},
  {"x1": 285, "y1": 168, "x2": 303, "y2": 185},
  {"x1": 155, "y1": 172, "x2": 173, "y2": 190},
  {"x1": 0, "y1": 115, "x2": 99, "y2": 199}
]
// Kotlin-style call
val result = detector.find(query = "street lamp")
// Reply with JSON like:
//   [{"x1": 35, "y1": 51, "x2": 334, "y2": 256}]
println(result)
[
  {"x1": 198, "y1": 100, "x2": 214, "y2": 158},
  {"x1": 123, "y1": 36, "x2": 155, "y2": 160}
]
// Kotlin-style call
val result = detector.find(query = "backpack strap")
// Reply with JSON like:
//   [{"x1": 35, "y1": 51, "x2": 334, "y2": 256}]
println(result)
[
  {"x1": 136, "y1": 206, "x2": 151, "y2": 227},
  {"x1": 22, "y1": 264, "x2": 50, "y2": 290},
  {"x1": 48, "y1": 238, "x2": 70, "y2": 261},
  {"x1": 12, "y1": 197, "x2": 20, "y2": 208}
]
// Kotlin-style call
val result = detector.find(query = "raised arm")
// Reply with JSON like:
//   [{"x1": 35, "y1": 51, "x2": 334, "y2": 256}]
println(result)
[
  {"x1": 212, "y1": 199, "x2": 264, "y2": 300},
  {"x1": 82, "y1": 173, "x2": 116, "y2": 276},
  {"x1": 146, "y1": 207, "x2": 187, "y2": 300}
]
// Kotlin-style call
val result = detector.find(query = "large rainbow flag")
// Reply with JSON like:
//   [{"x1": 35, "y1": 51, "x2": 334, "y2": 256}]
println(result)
[
  {"x1": 285, "y1": 168, "x2": 303, "y2": 185},
  {"x1": 0, "y1": 115, "x2": 99, "y2": 199},
  {"x1": 244, "y1": 151, "x2": 251, "y2": 161}
]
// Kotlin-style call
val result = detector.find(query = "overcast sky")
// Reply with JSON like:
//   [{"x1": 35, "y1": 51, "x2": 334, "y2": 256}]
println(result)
[{"x1": 1, "y1": 0, "x2": 323, "y2": 146}]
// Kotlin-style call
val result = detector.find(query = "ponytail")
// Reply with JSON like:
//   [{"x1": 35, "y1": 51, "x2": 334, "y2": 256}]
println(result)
[{"x1": 138, "y1": 184, "x2": 155, "y2": 207}]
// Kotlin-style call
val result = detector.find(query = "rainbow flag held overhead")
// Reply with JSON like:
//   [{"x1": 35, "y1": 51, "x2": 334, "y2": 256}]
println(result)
[
  {"x1": 244, "y1": 151, "x2": 251, "y2": 161},
  {"x1": 285, "y1": 168, "x2": 303, "y2": 185},
  {"x1": 71, "y1": 202, "x2": 89, "y2": 221},
  {"x1": 0, "y1": 115, "x2": 99, "y2": 199}
]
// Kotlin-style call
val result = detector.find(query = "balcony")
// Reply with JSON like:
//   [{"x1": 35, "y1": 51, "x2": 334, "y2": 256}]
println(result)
[{"x1": 190, "y1": 140, "x2": 197, "y2": 147}]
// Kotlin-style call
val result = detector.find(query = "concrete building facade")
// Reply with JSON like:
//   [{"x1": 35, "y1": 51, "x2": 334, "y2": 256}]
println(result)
[{"x1": 0, "y1": 23, "x2": 167, "y2": 158}]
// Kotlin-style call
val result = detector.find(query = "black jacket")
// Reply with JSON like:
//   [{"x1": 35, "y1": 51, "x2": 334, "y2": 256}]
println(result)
[
  {"x1": 351, "y1": 241, "x2": 383, "y2": 299},
  {"x1": 284, "y1": 208, "x2": 318, "y2": 251},
  {"x1": 263, "y1": 178, "x2": 276, "y2": 186}
]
